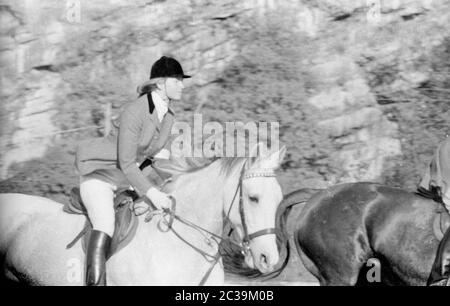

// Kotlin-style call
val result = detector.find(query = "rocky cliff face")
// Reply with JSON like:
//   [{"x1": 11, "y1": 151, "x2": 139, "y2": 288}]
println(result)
[
  {"x1": 0, "y1": 0, "x2": 248, "y2": 178},
  {"x1": 0, "y1": 0, "x2": 449, "y2": 193},
  {"x1": 303, "y1": 0, "x2": 450, "y2": 185}
]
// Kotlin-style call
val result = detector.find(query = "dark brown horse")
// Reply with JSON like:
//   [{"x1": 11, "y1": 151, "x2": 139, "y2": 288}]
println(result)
[
  {"x1": 223, "y1": 182, "x2": 448, "y2": 286},
  {"x1": 286, "y1": 182, "x2": 450, "y2": 286}
]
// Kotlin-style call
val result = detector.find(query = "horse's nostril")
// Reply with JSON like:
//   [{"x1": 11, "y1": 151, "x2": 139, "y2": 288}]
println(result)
[{"x1": 261, "y1": 254, "x2": 268, "y2": 266}]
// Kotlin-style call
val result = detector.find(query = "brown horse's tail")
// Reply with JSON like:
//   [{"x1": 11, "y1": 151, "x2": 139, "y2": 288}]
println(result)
[{"x1": 221, "y1": 188, "x2": 321, "y2": 279}]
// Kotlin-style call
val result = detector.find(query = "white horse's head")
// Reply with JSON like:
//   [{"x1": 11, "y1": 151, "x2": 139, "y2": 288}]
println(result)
[{"x1": 225, "y1": 143, "x2": 286, "y2": 274}]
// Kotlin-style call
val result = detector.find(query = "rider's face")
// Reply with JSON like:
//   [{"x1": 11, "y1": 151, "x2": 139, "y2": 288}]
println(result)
[{"x1": 164, "y1": 77, "x2": 185, "y2": 101}]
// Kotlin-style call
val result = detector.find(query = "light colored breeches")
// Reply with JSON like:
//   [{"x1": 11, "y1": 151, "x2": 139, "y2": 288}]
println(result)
[{"x1": 79, "y1": 176, "x2": 116, "y2": 237}]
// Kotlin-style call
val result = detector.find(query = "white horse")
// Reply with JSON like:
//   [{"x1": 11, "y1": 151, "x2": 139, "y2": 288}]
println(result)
[{"x1": 0, "y1": 145, "x2": 286, "y2": 285}]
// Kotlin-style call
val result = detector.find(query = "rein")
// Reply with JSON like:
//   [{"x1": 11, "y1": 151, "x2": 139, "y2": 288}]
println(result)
[{"x1": 142, "y1": 160, "x2": 278, "y2": 285}]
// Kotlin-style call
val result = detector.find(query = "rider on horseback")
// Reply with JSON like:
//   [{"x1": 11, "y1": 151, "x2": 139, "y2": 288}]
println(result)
[
  {"x1": 418, "y1": 136, "x2": 450, "y2": 285},
  {"x1": 74, "y1": 56, "x2": 190, "y2": 286}
]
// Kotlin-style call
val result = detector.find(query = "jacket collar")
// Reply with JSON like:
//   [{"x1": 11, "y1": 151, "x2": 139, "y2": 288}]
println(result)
[{"x1": 147, "y1": 93, "x2": 175, "y2": 116}]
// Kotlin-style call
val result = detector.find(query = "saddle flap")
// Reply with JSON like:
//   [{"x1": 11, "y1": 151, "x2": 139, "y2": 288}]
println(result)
[
  {"x1": 81, "y1": 201, "x2": 139, "y2": 259},
  {"x1": 64, "y1": 187, "x2": 87, "y2": 215},
  {"x1": 66, "y1": 187, "x2": 140, "y2": 258}
]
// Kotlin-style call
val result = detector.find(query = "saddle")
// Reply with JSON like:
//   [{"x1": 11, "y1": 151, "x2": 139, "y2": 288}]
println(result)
[
  {"x1": 416, "y1": 187, "x2": 450, "y2": 241},
  {"x1": 63, "y1": 157, "x2": 211, "y2": 257},
  {"x1": 64, "y1": 187, "x2": 141, "y2": 259}
]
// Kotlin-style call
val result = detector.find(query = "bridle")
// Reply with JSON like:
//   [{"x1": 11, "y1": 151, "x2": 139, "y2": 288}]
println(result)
[
  {"x1": 236, "y1": 165, "x2": 278, "y2": 258},
  {"x1": 144, "y1": 160, "x2": 278, "y2": 285}
]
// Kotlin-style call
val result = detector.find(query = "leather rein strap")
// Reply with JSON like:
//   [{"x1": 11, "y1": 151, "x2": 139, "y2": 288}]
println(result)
[{"x1": 146, "y1": 160, "x2": 278, "y2": 286}]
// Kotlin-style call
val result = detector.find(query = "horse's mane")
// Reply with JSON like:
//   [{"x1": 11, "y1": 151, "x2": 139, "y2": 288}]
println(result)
[
  {"x1": 162, "y1": 128, "x2": 265, "y2": 177},
  {"x1": 152, "y1": 156, "x2": 215, "y2": 178},
  {"x1": 218, "y1": 157, "x2": 257, "y2": 176},
  {"x1": 416, "y1": 186, "x2": 443, "y2": 203},
  {"x1": 154, "y1": 156, "x2": 256, "y2": 179}
]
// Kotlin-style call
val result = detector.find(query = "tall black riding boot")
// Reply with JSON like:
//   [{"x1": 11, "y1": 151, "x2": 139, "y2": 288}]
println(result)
[
  {"x1": 428, "y1": 227, "x2": 450, "y2": 286},
  {"x1": 85, "y1": 230, "x2": 111, "y2": 286}
]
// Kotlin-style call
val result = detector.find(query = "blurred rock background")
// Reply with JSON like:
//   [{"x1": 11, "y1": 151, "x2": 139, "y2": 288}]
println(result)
[{"x1": 0, "y1": 0, "x2": 449, "y2": 204}]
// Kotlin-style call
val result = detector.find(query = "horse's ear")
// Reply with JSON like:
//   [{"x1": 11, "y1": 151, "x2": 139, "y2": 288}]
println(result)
[
  {"x1": 259, "y1": 145, "x2": 286, "y2": 169},
  {"x1": 245, "y1": 142, "x2": 264, "y2": 170},
  {"x1": 247, "y1": 144, "x2": 286, "y2": 170},
  {"x1": 248, "y1": 142, "x2": 264, "y2": 158},
  {"x1": 278, "y1": 145, "x2": 287, "y2": 164}
]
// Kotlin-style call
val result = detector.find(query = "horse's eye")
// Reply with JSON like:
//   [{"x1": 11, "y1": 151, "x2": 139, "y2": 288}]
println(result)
[{"x1": 249, "y1": 196, "x2": 259, "y2": 203}]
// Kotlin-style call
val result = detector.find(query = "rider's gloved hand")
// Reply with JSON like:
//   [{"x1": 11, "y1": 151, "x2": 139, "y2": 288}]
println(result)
[{"x1": 145, "y1": 187, "x2": 172, "y2": 210}]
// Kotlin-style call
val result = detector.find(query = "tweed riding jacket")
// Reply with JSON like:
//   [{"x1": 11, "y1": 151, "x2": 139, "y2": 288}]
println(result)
[{"x1": 75, "y1": 94, "x2": 174, "y2": 195}]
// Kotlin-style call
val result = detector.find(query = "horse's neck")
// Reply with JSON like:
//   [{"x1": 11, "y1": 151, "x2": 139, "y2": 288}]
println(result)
[{"x1": 154, "y1": 160, "x2": 236, "y2": 236}]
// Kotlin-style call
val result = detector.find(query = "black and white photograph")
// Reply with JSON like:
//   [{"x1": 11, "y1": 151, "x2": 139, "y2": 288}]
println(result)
[{"x1": 0, "y1": 0, "x2": 449, "y2": 291}]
